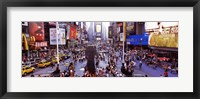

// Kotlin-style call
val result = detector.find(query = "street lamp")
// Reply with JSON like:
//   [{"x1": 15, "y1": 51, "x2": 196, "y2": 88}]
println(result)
[
  {"x1": 56, "y1": 22, "x2": 60, "y2": 68},
  {"x1": 122, "y1": 22, "x2": 125, "y2": 67}
]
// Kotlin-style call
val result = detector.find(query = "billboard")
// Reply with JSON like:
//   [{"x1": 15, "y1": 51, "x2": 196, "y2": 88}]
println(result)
[
  {"x1": 108, "y1": 26, "x2": 113, "y2": 38},
  {"x1": 126, "y1": 33, "x2": 149, "y2": 45},
  {"x1": 95, "y1": 22, "x2": 102, "y2": 33},
  {"x1": 66, "y1": 24, "x2": 70, "y2": 40},
  {"x1": 70, "y1": 25, "x2": 77, "y2": 40},
  {"x1": 35, "y1": 41, "x2": 47, "y2": 47},
  {"x1": 148, "y1": 33, "x2": 178, "y2": 48},
  {"x1": 120, "y1": 33, "x2": 124, "y2": 41},
  {"x1": 49, "y1": 28, "x2": 66, "y2": 45},
  {"x1": 29, "y1": 22, "x2": 45, "y2": 42},
  {"x1": 148, "y1": 25, "x2": 178, "y2": 48},
  {"x1": 22, "y1": 33, "x2": 29, "y2": 50}
]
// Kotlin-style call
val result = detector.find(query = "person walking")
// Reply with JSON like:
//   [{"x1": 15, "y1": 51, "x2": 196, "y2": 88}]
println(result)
[
  {"x1": 52, "y1": 64, "x2": 60, "y2": 77},
  {"x1": 139, "y1": 60, "x2": 142, "y2": 69},
  {"x1": 50, "y1": 62, "x2": 54, "y2": 70},
  {"x1": 164, "y1": 69, "x2": 168, "y2": 77},
  {"x1": 65, "y1": 62, "x2": 69, "y2": 71}
]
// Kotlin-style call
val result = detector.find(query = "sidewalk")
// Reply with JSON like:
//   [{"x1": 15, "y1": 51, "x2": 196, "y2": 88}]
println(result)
[
  {"x1": 134, "y1": 60, "x2": 178, "y2": 77},
  {"x1": 97, "y1": 52, "x2": 150, "y2": 76}
]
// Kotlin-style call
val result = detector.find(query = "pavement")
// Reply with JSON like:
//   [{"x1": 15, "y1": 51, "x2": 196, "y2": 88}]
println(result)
[
  {"x1": 134, "y1": 60, "x2": 178, "y2": 77},
  {"x1": 97, "y1": 51, "x2": 178, "y2": 77},
  {"x1": 24, "y1": 46, "x2": 178, "y2": 77}
]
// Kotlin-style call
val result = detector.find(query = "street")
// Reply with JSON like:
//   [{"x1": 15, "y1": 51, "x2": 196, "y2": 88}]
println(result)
[{"x1": 22, "y1": 21, "x2": 178, "y2": 77}]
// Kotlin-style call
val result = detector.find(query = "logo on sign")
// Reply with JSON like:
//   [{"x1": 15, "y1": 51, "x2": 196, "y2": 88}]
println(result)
[{"x1": 35, "y1": 42, "x2": 47, "y2": 47}]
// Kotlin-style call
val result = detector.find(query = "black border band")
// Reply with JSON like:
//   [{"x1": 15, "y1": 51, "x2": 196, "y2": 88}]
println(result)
[{"x1": 0, "y1": 0, "x2": 199, "y2": 99}]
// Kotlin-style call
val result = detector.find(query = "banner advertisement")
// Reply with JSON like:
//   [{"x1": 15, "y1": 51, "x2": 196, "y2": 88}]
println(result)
[
  {"x1": 22, "y1": 22, "x2": 28, "y2": 26},
  {"x1": 35, "y1": 41, "x2": 47, "y2": 47},
  {"x1": 96, "y1": 25, "x2": 101, "y2": 33},
  {"x1": 148, "y1": 25, "x2": 178, "y2": 48},
  {"x1": 66, "y1": 25, "x2": 70, "y2": 40},
  {"x1": 126, "y1": 33, "x2": 149, "y2": 45},
  {"x1": 148, "y1": 32, "x2": 178, "y2": 48},
  {"x1": 120, "y1": 33, "x2": 123, "y2": 41},
  {"x1": 29, "y1": 22, "x2": 45, "y2": 42},
  {"x1": 50, "y1": 28, "x2": 66, "y2": 45},
  {"x1": 123, "y1": 22, "x2": 126, "y2": 41},
  {"x1": 70, "y1": 25, "x2": 77, "y2": 40},
  {"x1": 108, "y1": 26, "x2": 113, "y2": 38},
  {"x1": 95, "y1": 22, "x2": 102, "y2": 33}
]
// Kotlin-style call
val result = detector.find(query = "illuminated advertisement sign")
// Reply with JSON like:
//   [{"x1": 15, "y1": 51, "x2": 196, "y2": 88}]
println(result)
[
  {"x1": 148, "y1": 32, "x2": 178, "y2": 48},
  {"x1": 66, "y1": 25, "x2": 70, "y2": 40},
  {"x1": 126, "y1": 33, "x2": 149, "y2": 45},
  {"x1": 70, "y1": 25, "x2": 77, "y2": 40},
  {"x1": 95, "y1": 22, "x2": 102, "y2": 33},
  {"x1": 108, "y1": 26, "x2": 113, "y2": 38},
  {"x1": 29, "y1": 22, "x2": 45, "y2": 42},
  {"x1": 148, "y1": 25, "x2": 178, "y2": 48},
  {"x1": 35, "y1": 42, "x2": 47, "y2": 47},
  {"x1": 49, "y1": 28, "x2": 66, "y2": 45}
]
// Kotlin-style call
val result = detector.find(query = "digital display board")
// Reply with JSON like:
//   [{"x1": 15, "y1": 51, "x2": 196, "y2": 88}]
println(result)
[{"x1": 126, "y1": 33, "x2": 149, "y2": 45}]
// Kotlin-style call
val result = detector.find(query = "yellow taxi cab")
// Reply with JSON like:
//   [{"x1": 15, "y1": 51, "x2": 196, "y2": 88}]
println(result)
[
  {"x1": 52, "y1": 59, "x2": 57, "y2": 63},
  {"x1": 62, "y1": 54, "x2": 67, "y2": 60},
  {"x1": 22, "y1": 66, "x2": 35, "y2": 76},
  {"x1": 51, "y1": 57, "x2": 62, "y2": 63},
  {"x1": 37, "y1": 61, "x2": 51, "y2": 68},
  {"x1": 59, "y1": 55, "x2": 63, "y2": 61},
  {"x1": 59, "y1": 53, "x2": 67, "y2": 60},
  {"x1": 61, "y1": 53, "x2": 67, "y2": 57},
  {"x1": 63, "y1": 54, "x2": 67, "y2": 56},
  {"x1": 44, "y1": 61, "x2": 51, "y2": 66}
]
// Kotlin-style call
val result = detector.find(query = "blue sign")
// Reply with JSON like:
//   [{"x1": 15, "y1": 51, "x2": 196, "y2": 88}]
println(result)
[{"x1": 126, "y1": 33, "x2": 149, "y2": 45}]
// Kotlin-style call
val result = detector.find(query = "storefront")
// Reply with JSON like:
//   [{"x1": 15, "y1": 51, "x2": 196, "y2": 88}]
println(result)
[{"x1": 149, "y1": 47, "x2": 178, "y2": 59}]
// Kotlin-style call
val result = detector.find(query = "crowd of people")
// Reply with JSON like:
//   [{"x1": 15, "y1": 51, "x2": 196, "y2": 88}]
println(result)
[
  {"x1": 124, "y1": 48, "x2": 178, "y2": 77},
  {"x1": 28, "y1": 41, "x2": 178, "y2": 77}
]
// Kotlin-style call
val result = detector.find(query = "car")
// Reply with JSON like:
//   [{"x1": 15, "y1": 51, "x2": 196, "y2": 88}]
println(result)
[
  {"x1": 60, "y1": 53, "x2": 67, "y2": 59},
  {"x1": 44, "y1": 61, "x2": 51, "y2": 66},
  {"x1": 22, "y1": 61, "x2": 27, "y2": 67},
  {"x1": 22, "y1": 62, "x2": 34, "y2": 67},
  {"x1": 51, "y1": 59, "x2": 57, "y2": 63},
  {"x1": 37, "y1": 62, "x2": 46, "y2": 67},
  {"x1": 37, "y1": 61, "x2": 51, "y2": 68},
  {"x1": 26, "y1": 61, "x2": 38, "y2": 67},
  {"x1": 34, "y1": 58, "x2": 41, "y2": 63},
  {"x1": 22, "y1": 66, "x2": 35, "y2": 76},
  {"x1": 51, "y1": 57, "x2": 62, "y2": 63}
]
